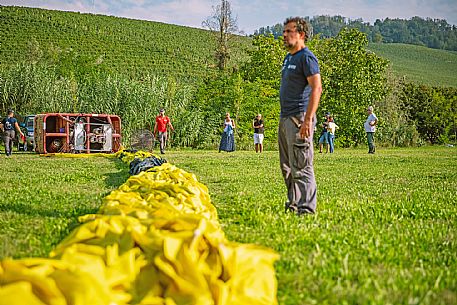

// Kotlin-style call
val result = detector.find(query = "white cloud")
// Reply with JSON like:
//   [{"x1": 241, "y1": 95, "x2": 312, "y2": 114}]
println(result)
[
  {"x1": 120, "y1": 0, "x2": 213, "y2": 28},
  {"x1": 1, "y1": 0, "x2": 94, "y2": 14}
]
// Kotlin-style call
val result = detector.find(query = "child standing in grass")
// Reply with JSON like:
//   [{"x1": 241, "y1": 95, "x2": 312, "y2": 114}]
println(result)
[{"x1": 327, "y1": 116, "x2": 339, "y2": 153}]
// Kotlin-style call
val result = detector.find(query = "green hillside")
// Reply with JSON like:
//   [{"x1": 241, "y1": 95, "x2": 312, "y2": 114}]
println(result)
[
  {"x1": 367, "y1": 43, "x2": 457, "y2": 87},
  {"x1": 0, "y1": 6, "x2": 251, "y2": 81},
  {"x1": 1, "y1": 6, "x2": 456, "y2": 88}
]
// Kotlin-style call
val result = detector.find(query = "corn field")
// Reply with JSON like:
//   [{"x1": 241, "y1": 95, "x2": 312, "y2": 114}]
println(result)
[{"x1": 0, "y1": 63, "x2": 206, "y2": 147}]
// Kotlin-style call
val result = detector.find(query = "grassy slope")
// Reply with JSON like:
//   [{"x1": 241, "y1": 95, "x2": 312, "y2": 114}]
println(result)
[
  {"x1": 1, "y1": 147, "x2": 456, "y2": 304},
  {"x1": 0, "y1": 6, "x2": 250, "y2": 80},
  {"x1": 2, "y1": 6, "x2": 456, "y2": 88},
  {"x1": 367, "y1": 43, "x2": 457, "y2": 88}
]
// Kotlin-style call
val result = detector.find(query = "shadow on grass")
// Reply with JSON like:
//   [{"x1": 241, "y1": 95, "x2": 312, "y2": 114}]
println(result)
[
  {"x1": 104, "y1": 157, "x2": 131, "y2": 188},
  {"x1": 0, "y1": 152, "x2": 135, "y2": 258},
  {"x1": 0, "y1": 155, "x2": 131, "y2": 222},
  {"x1": 0, "y1": 202, "x2": 95, "y2": 218}
]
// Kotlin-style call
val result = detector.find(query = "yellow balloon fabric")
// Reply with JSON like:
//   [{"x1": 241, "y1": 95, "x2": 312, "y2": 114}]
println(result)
[{"x1": 0, "y1": 150, "x2": 279, "y2": 305}]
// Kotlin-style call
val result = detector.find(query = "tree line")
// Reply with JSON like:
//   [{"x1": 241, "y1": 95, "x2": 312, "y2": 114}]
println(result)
[
  {"x1": 197, "y1": 29, "x2": 457, "y2": 148},
  {"x1": 255, "y1": 15, "x2": 457, "y2": 51},
  {"x1": 1, "y1": 5, "x2": 456, "y2": 149}
]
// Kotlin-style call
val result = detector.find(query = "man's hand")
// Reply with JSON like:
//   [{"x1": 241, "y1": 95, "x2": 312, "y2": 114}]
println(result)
[{"x1": 299, "y1": 116, "x2": 313, "y2": 139}]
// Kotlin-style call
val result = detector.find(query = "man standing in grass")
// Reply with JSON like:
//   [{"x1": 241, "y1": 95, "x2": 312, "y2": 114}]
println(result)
[
  {"x1": 154, "y1": 108, "x2": 174, "y2": 154},
  {"x1": 253, "y1": 114, "x2": 264, "y2": 153},
  {"x1": 279, "y1": 16, "x2": 322, "y2": 216},
  {"x1": 1, "y1": 109, "x2": 25, "y2": 157},
  {"x1": 364, "y1": 106, "x2": 378, "y2": 154}
]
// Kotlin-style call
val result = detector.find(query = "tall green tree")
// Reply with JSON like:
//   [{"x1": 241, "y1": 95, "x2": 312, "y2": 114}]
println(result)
[
  {"x1": 242, "y1": 34, "x2": 285, "y2": 85},
  {"x1": 312, "y1": 28, "x2": 389, "y2": 146},
  {"x1": 242, "y1": 28, "x2": 389, "y2": 147},
  {"x1": 400, "y1": 83, "x2": 457, "y2": 144}
]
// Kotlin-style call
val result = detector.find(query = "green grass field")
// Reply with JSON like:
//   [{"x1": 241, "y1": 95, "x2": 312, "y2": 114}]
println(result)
[
  {"x1": 367, "y1": 43, "x2": 457, "y2": 88},
  {"x1": 1, "y1": 147, "x2": 456, "y2": 304}
]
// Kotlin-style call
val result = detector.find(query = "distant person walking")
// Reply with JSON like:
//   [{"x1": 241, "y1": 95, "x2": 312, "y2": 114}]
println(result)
[
  {"x1": 364, "y1": 106, "x2": 378, "y2": 154},
  {"x1": 327, "y1": 115, "x2": 339, "y2": 153},
  {"x1": 279, "y1": 16, "x2": 322, "y2": 216},
  {"x1": 153, "y1": 108, "x2": 174, "y2": 154},
  {"x1": 219, "y1": 112, "x2": 236, "y2": 152},
  {"x1": 253, "y1": 114, "x2": 264, "y2": 153},
  {"x1": 1, "y1": 109, "x2": 25, "y2": 157}
]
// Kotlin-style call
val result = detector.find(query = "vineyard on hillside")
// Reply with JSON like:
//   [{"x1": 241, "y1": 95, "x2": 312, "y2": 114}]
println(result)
[
  {"x1": 2, "y1": 6, "x2": 456, "y2": 87},
  {"x1": 367, "y1": 43, "x2": 457, "y2": 88},
  {"x1": 0, "y1": 6, "x2": 252, "y2": 81}
]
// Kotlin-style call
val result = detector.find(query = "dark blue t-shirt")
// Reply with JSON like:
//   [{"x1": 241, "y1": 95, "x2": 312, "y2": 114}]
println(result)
[
  {"x1": 279, "y1": 47, "x2": 320, "y2": 118},
  {"x1": 253, "y1": 119, "x2": 264, "y2": 134},
  {"x1": 2, "y1": 117, "x2": 17, "y2": 131}
]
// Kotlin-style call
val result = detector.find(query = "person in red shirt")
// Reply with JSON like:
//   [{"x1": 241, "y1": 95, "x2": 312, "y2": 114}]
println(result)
[{"x1": 153, "y1": 108, "x2": 174, "y2": 154}]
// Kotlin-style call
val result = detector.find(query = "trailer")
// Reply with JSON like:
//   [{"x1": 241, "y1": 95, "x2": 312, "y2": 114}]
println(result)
[{"x1": 34, "y1": 113, "x2": 121, "y2": 154}]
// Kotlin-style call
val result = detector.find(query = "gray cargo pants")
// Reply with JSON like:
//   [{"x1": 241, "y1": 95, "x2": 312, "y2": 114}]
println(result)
[
  {"x1": 2, "y1": 130, "x2": 15, "y2": 156},
  {"x1": 158, "y1": 131, "x2": 168, "y2": 153},
  {"x1": 278, "y1": 114, "x2": 317, "y2": 214}
]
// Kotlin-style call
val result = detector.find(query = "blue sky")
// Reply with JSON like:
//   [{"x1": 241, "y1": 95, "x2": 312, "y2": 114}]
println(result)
[{"x1": 1, "y1": 0, "x2": 456, "y2": 34}]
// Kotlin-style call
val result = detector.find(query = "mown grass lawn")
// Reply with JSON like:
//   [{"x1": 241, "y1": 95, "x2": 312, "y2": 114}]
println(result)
[{"x1": 0, "y1": 147, "x2": 456, "y2": 305}]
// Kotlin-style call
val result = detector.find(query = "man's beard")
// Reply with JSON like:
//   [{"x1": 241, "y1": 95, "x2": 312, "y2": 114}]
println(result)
[{"x1": 284, "y1": 40, "x2": 294, "y2": 50}]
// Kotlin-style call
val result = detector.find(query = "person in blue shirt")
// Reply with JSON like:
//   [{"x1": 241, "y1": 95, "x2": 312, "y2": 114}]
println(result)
[
  {"x1": 279, "y1": 17, "x2": 322, "y2": 216},
  {"x1": 1, "y1": 109, "x2": 25, "y2": 157},
  {"x1": 318, "y1": 113, "x2": 330, "y2": 153}
]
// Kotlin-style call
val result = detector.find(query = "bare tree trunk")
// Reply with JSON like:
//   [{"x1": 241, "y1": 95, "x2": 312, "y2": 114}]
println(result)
[{"x1": 202, "y1": 0, "x2": 238, "y2": 71}]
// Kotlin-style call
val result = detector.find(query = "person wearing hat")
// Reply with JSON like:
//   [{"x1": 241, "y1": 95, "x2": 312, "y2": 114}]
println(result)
[
  {"x1": 1, "y1": 109, "x2": 25, "y2": 157},
  {"x1": 153, "y1": 108, "x2": 174, "y2": 154}
]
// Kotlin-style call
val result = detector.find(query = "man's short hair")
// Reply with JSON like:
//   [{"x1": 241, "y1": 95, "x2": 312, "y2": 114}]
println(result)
[
  {"x1": 284, "y1": 16, "x2": 312, "y2": 42},
  {"x1": 367, "y1": 106, "x2": 374, "y2": 111},
  {"x1": 159, "y1": 109, "x2": 165, "y2": 113},
  {"x1": 7, "y1": 109, "x2": 14, "y2": 115}
]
